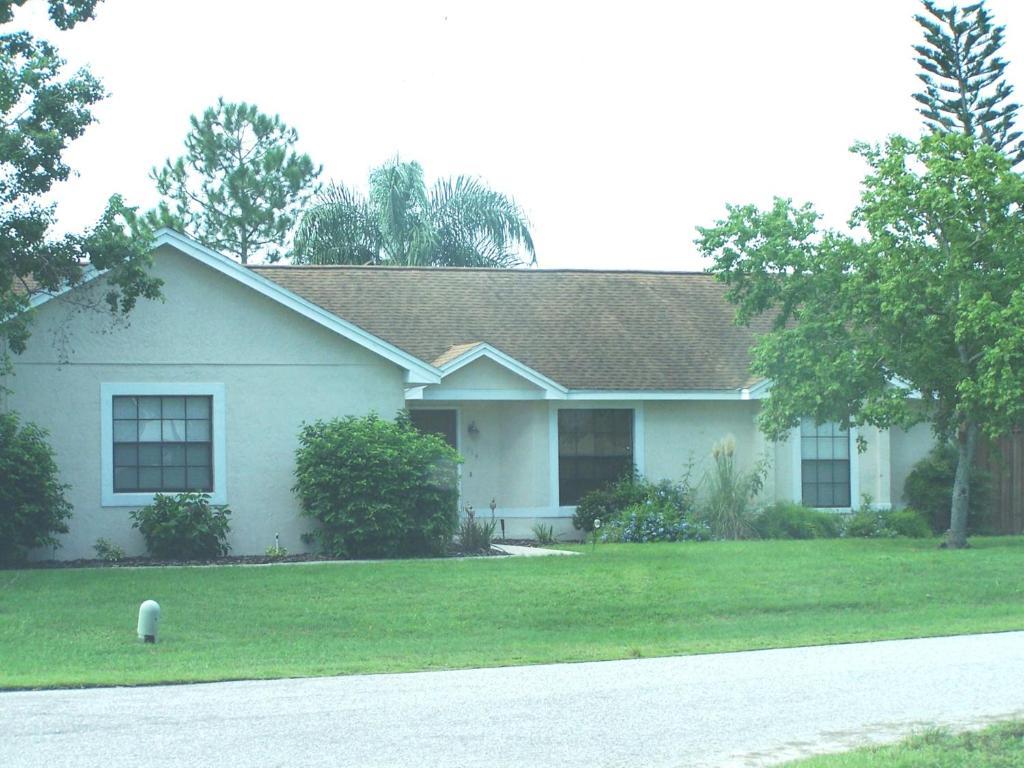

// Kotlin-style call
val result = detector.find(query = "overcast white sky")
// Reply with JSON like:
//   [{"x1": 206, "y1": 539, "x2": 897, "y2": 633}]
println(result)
[{"x1": 13, "y1": 0, "x2": 1024, "y2": 270}]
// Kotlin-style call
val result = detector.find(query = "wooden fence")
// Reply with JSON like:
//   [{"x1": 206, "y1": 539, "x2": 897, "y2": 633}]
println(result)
[{"x1": 975, "y1": 428, "x2": 1024, "y2": 535}]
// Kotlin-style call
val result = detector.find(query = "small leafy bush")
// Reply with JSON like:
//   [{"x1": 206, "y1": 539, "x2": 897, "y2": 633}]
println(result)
[
  {"x1": 93, "y1": 538, "x2": 126, "y2": 562},
  {"x1": 130, "y1": 492, "x2": 231, "y2": 559},
  {"x1": 884, "y1": 508, "x2": 933, "y2": 538},
  {"x1": 843, "y1": 507, "x2": 932, "y2": 539},
  {"x1": 294, "y1": 413, "x2": 461, "y2": 558},
  {"x1": 458, "y1": 508, "x2": 497, "y2": 553},
  {"x1": 904, "y1": 443, "x2": 991, "y2": 533},
  {"x1": 0, "y1": 412, "x2": 73, "y2": 565},
  {"x1": 697, "y1": 436, "x2": 768, "y2": 540},
  {"x1": 752, "y1": 502, "x2": 843, "y2": 539},
  {"x1": 265, "y1": 534, "x2": 287, "y2": 559},
  {"x1": 600, "y1": 502, "x2": 710, "y2": 543},
  {"x1": 573, "y1": 473, "x2": 692, "y2": 533},
  {"x1": 844, "y1": 509, "x2": 891, "y2": 538}
]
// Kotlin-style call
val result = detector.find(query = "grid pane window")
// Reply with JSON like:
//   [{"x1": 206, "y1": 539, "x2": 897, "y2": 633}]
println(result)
[
  {"x1": 558, "y1": 409, "x2": 633, "y2": 506},
  {"x1": 800, "y1": 421, "x2": 850, "y2": 507},
  {"x1": 113, "y1": 395, "x2": 213, "y2": 492}
]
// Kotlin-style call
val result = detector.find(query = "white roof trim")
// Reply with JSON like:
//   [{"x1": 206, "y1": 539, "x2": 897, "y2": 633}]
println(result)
[
  {"x1": 407, "y1": 385, "x2": 774, "y2": 402},
  {"x1": 436, "y1": 342, "x2": 569, "y2": 397},
  {"x1": 151, "y1": 229, "x2": 441, "y2": 385}
]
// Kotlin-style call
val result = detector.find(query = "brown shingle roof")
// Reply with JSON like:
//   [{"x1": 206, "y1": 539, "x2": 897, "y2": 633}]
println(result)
[{"x1": 248, "y1": 265, "x2": 773, "y2": 391}]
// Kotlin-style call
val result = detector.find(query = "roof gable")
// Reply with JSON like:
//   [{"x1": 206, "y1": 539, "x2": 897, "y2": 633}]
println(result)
[
  {"x1": 149, "y1": 231, "x2": 441, "y2": 384},
  {"x1": 249, "y1": 264, "x2": 772, "y2": 393}
]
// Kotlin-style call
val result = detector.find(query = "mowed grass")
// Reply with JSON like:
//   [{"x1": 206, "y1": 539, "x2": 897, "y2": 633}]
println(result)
[
  {"x1": 784, "y1": 720, "x2": 1024, "y2": 766},
  {"x1": 1, "y1": 538, "x2": 1022, "y2": 689}
]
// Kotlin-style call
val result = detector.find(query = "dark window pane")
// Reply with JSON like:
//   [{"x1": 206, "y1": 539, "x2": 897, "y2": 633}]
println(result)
[
  {"x1": 162, "y1": 467, "x2": 186, "y2": 489},
  {"x1": 114, "y1": 467, "x2": 138, "y2": 492},
  {"x1": 138, "y1": 467, "x2": 161, "y2": 490},
  {"x1": 187, "y1": 466, "x2": 212, "y2": 491},
  {"x1": 162, "y1": 445, "x2": 186, "y2": 466},
  {"x1": 162, "y1": 397, "x2": 186, "y2": 419},
  {"x1": 186, "y1": 420, "x2": 210, "y2": 442},
  {"x1": 113, "y1": 420, "x2": 137, "y2": 442},
  {"x1": 186, "y1": 444, "x2": 209, "y2": 467},
  {"x1": 113, "y1": 397, "x2": 137, "y2": 419},
  {"x1": 114, "y1": 444, "x2": 137, "y2": 467},
  {"x1": 186, "y1": 397, "x2": 210, "y2": 419},
  {"x1": 139, "y1": 397, "x2": 162, "y2": 419},
  {"x1": 139, "y1": 444, "x2": 162, "y2": 466}
]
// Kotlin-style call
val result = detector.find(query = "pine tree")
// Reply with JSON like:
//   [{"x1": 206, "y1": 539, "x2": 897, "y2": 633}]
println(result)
[{"x1": 913, "y1": 1, "x2": 1024, "y2": 165}]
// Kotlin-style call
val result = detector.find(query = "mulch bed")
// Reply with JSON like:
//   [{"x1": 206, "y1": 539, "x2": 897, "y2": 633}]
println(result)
[{"x1": 11, "y1": 541, "x2": 535, "y2": 570}]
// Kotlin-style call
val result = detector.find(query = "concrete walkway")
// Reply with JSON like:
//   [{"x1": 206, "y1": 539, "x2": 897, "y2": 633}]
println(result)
[
  {"x1": 492, "y1": 543, "x2": 578, "y2": 556},
  {"x1": 3, "y1": 631, "x2": 1023, "y2": 768}
]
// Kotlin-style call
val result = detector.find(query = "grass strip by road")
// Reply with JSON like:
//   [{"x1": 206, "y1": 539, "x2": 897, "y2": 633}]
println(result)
[
  {"x1": 1, "y1": 537, "x2": 1022, "y2": 689},
  {"x1": 783, "y1": 720, "x2": 1024, "y2": 766}
]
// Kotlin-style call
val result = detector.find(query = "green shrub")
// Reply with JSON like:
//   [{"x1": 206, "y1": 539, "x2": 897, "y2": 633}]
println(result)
[
  {"x1": 93, "y1": 538, "x2": 126, "y2": 562},
  {"x1": 0, "y1": 412, "x2": 73, "y2": 565},
  {"x1": 752, "y1": 502, "x2": 843, "y2": 539},
  {"x1": 293, "y1": 413, "x2": 461, "y2": 558},
  {"x1": 600, "y1": 501, "x2": 710, "y2": 543},
  {"x1": 843, "y1": 507, "x2": 933, "y2": 539},
  {"x1": 573, "y1": 473, "x2": 691, "y2": 533},
  {"x1": 904, "y1": 443, "x2": 991, "y2": 533},
  {"x1": 697, "y1": 437, "x2": 768, "y2": 540},
  {"x1": 844, "y1": 509, "x2": 891, "y2": 538},
  {"x1": 884, "y1": 508, "x2": 933, "y2": 538},
  {"x1": 457, "y1": 508, "x2": 497, "y2": 553},
  {"x1": 130, "y1": 492, "x2": 231, "y2": 559}
]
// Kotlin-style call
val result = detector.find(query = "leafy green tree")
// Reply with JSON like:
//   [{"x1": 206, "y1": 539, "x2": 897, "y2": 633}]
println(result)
[
  {"x1": 914, "y1": 0, "x2": 1024, "y2": 164},
  {"x1": 0, "y1": 0, "x2": 161, "y2": 372},
  {"x1": 696, "y1": 133, "x2": 1024, "y2": 548},
  {"x1": 293, "y1": 157, "x2": 535, "y2": 267},
  {"x1": 153, "y1": 99, "x2": 321, "y2": 264}
]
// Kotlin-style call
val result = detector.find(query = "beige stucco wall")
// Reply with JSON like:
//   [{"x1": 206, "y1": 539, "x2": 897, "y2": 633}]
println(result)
[
  {"x1": 4, "y1": 245, "x2": 407, "y2": 559},
  {"x1": 643, "y1": 400, "x2": 764, "y2": 489},
  {"x1": 889, "y1": 423, "x2": 936, "y2": 507}
]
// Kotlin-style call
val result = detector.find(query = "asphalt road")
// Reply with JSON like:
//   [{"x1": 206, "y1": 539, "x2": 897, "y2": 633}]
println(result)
[{"x1": 3, "y1": 631, "x2": 1023, "y2": 768}]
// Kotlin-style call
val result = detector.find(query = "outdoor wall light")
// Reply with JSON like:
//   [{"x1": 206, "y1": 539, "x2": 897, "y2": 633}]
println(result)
[{"x1": 468, "y1": 420, "x2": 479, "y2": 436}]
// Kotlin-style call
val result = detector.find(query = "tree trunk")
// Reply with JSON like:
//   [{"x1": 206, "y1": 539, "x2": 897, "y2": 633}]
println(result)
[{"x1": 947, "y1": 420, "x2": 978, "y2": 549}]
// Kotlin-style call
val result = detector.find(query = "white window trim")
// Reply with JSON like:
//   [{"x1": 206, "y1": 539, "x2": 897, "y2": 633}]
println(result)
[
  {"x1": 101, "y1": 382, "x2": 227, "y2": 507},
  {"x1": 791, "y1": 422, "x2": 859, "y2": 511},
  {"x1": 548, "y1": 401, "x2": 645, "y2": 510}
]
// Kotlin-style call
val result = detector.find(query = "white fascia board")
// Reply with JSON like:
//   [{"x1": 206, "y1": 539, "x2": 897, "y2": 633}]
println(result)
[
  {"x1": 152, "y1": 229, "x2": 441, "y2": 385},
  {"x1": 564, "y1": 389, "x2": 759, "y2": 401},
  {"x1": 419, "y1": 388, "x2": 550, "y2": 401},
  {"x1": 438, "y1": 342, "x2": 568, "y2": 395},
  {"x1": 411, "y1": 387, "x2": 776, "y2": 403}
]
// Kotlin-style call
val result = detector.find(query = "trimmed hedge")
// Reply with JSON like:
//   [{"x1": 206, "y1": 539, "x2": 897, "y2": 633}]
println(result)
[{"x1": 294, "y1": 412, "x2": 461, "y2": 558}]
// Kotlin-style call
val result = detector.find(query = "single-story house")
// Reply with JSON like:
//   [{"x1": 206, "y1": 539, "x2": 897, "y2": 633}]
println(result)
[{"x1": 2, "y1": 230, "x2": 935, "y2": 559}]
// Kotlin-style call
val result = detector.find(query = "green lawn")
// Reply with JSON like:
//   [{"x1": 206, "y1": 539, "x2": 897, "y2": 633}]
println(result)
[
  {"x1": 1, "y1": 538, "x2": 1022, "y2": 689},
  {"x1": 784, "y1": 720, "x2": 1024, "y2": 766}
]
